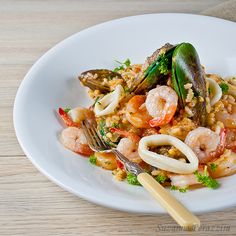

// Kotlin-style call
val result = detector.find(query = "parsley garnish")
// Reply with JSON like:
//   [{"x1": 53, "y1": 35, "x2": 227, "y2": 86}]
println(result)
[
  {"x1": 92, "y1": 97, "x2": 101, "y2": 107},
  {"x1": 210, "y1": 163, "x2": 218, "y2": 172},
  {"x1": 219, "y1": 83, "x2": 229, "y2": 94},
  {"x1": 89, "y1": 155, "x2": 97, "y2": 165},
  {"x1": 170, "y1": 185, "x2": 188, "y2": 193},
  {"x1": 155, "y1": 174, "x2": 167, "y2": 184},
  {"x1": 194, "y1": 167, "x2": 220, "y2": 189},
  {"x1": 99, "y1": 119, "x2": 106, "y2": 137},
  {"x1": 111, "y1": 123, "x2": 119, "y2": 128},
  {"x1": 178, "y1": 187, "x2": 188, "y2": 193},
  {"x1": 158, "y1": 55, "x2": 169, "y2": 75},
  {"x1": 170, "y1": 185, "x2": 178, "y2": 190},
  {"x1": 124, "y1": 86, "x2": 130, "y2": 93},
  {"x1": 194, "y1": 91, "x2": 200, "y2": 97},
  {"x1": 98, "y1": 120, "x2": 117, "y2": 147},
  {"x1": 208, "y1": 87, "x2": 212, "y2": 94},
  {"x1": 127, "y1": 173, "x2": 141, "y2": 186},
  {"x1": 64, "y1": 108, "x2": 71, "y2": 113},
  {"x1": 114, "y1": 58, "x2": 131, "y2": 72}
]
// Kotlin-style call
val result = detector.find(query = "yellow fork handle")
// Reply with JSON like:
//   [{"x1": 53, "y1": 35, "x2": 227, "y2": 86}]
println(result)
[{"x1": 137, "y1": 172, "x2": 200, "y2": 230}]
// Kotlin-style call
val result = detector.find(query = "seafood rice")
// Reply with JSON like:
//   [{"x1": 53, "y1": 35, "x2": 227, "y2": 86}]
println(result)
[{"x1": 57, "y1": 42, "x2": 236, "y2": 192}]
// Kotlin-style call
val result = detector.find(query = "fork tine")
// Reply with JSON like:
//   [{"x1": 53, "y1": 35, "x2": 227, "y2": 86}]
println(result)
[
  {"x1": 81, "y1": 120, "x2": 90, "y2": 141},
  {"x1": 84, "y1": 120, "x2": 104, "y2": 148},
  {"x1": 83, "y1": 122, "x2": 95, "y2": 145},
  {"x1": 92, "y1": 122, "x2": 109, "y2": 149},
  {"x1": 82, "y1": 121, "x2": 99, "y2": 150},
  {"x1": 89, "y1": 123, "x2": 100, "y2": 143},
  {"x1": 84, "y1": 120, "x2": 108, "y2": 151},
  {"x1": 88, "y1": 122, "x2": 104, "y2": 147}
]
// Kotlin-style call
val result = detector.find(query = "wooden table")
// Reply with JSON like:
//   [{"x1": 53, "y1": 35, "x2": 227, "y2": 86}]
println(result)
[{"x1": 1, "y1": 1, "x2": 235, "y2": 235}]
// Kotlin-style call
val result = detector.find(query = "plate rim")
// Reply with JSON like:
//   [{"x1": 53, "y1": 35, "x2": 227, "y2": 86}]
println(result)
[{"x1": 13, "y1": 13, "x2": 236, "y2": 214}]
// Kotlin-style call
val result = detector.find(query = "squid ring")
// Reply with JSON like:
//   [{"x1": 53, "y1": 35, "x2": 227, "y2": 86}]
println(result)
[
  {"x1": 138, "y1": 134, "x2": 199, "y2": 174},
  {"x1": 206, "y1": 77, "x2": 222, "y2": 106},
  {"x1": 94, "y1": 85, "x2": 124, "y2": 117}
]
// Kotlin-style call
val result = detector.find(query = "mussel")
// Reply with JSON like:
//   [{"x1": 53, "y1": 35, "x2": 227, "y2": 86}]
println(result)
[
  {"x1": 78, "y1": 69, "x2": 123, "y2": 93},
  {"x1": 133, "y1": 42, "x2": 207, "y2": 125},
  {"x1": 172, "y1": 43, "x2": 207, "y2": 125},
  {"x1": 131, "y1": 43, "x2": 176, "y2": 94}
]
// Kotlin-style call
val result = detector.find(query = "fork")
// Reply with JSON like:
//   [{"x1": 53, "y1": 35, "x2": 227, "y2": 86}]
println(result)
[{"x1": 82, "y1": 120, "x2": 200, "y2": 230}]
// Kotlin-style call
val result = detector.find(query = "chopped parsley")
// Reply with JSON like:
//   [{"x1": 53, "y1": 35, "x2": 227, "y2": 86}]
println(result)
[
  {"x1": 127, "y1": 173, "x2": 141, "y2": 186},
  {"x1": 194, "y1": 90, "x2": 200, "y2": 97},
  {"x1": 170, "y1": 185, "x2": 188, "y2": 193},
  {"x1": 98, "y1": 119, "x2": 116, "y2": 147},
  {"x1": 111, "y1": 123, "x2": 119, "y2": 128},
  {"x1": 114, "y1": 58, "x2": 131, "y2": 72},
  {"x1": 144, "y1": 54, "x2": 170, "y2": 84},
  {"x1": 99, "y1": 119, "x2": 106, "y2": 137},
  {"x1": 208, "y1": 87, "x2": 212, "y2": 94},
  {"x1": 219, "y1": 83, "x2": 229, "y2": 94},
  {"x1": 158, "y1": 55, "x2": 169, "y2": 75},
  {"x1": 124, "y1": 86, "x2": 131, "y2": 93},
  {"x1": 64, "y1": 108, "x2": 71, "y2": 113},
  {"x1": 194, "y1": 167, "x2": 220, "y2": 189},
  {"x1": 92, "y1": 97, "x2": 101, "y2": 107},
  {"x1": 89, "y1": 155, "x2": 97, "y2": 165},
  {"x1": 170, "y1": 185, "x2": 178, "y2": 190},
  {"x1": 178, "y1": 187, "x2": 188, "y2": 193},
  {"x1": 210, "y1": 163, "x2": 218, "y2": 172},
  {"x1": 155, "y1": 174, "x2": 167, "y2": 184}
]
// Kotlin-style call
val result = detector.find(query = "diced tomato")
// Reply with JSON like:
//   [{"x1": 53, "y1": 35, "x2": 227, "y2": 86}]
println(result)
[{"x1": 116, "y1": 159, "x2": 124, "y2": 169}]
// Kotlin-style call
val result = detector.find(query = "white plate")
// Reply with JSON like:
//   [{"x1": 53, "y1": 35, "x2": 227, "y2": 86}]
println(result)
[{"x1": 14, "y1": 13, "x2": 236, "y2": 214}]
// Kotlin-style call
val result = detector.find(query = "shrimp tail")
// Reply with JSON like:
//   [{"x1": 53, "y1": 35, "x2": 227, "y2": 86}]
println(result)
[
  {"x1": 226, "y1": 128, "x2": 236, "y2": 152},
  {"x1": 110, "y1": 128, "x2": 140, "y2": 142},
  {"x1": 149, "y1": 105, "x2": 176, "y2": 127},
  {"x1": 201, "y1": 128, "x2": 227, "y2": 164},
  {"x1": 58, "y1": 108, "x2": 79, "y2": 127},
  {"x1": 149, "y1": 117, "x2": 166, "y2": 127},
  {"x1": 75, "y1": 143, "x2": 94, "y2": 156},
  {"x1": 227, "y1": 142, "x2": 236, "y2": 152},
  {"x1": 216, "y1": 128, "x2": 228, "y2": 155}
]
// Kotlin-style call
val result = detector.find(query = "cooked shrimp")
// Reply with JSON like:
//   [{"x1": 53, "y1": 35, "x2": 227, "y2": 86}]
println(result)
[
  {"x1": 58, "y1": 107, "x2": 95, "y2": 127},
  {"x1": 185, "y1": 127, "x2": 227, "y2": 164},
  {"x1": 117, "y1": 138, "x2": 142, "y2": 163},
  {"x1": 111, "y1": 127, "x2": 142, "y2": 163},
  {"x1": 125, "y1": 95, "x2": 152, "y2": 128},
  {"x1": 208, "y1": 150, "x2": 236, "y2": 178},
  {"x1": 215, "y1": 103, "x2": 236, "y2": 128},
  {"x1": 168, "y1": 165, "x2": 205, "y2": 188},
  {"x1": 226, "y1": 128, "x2": 236, "y2": 152},
  {"x1": 60, "y1": 127, "x2": 93, "y2": 156},
  {"x1": 68, "y1": 107, "x2": 95, "y2": 124},
  {"x1": 145, "y1": 86, "x2": 178, "y2": 127}
]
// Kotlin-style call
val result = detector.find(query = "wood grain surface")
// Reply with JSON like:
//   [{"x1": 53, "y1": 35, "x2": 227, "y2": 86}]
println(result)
[{"x1": 1, "y1": 1, "x2": 236, "y2": 235}]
